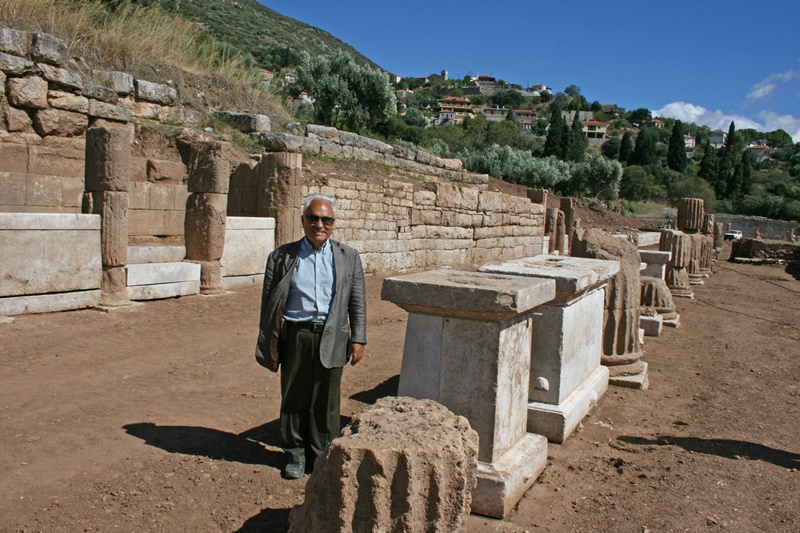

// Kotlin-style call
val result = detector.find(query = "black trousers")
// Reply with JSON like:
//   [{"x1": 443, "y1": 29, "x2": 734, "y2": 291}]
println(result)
[{"x1": 279, "y1": 322, "x2": 343, "y2": 465}]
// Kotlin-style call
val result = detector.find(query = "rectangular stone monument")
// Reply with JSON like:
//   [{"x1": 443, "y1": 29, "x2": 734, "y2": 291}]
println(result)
[
  {"x1": 639, "y1": 250, "x2": 671, "y2": 279},
  {"x1": 381, "y1": 270, "x2": 556, "y2": 519},
  {"x1": 480, "y1": 255, "x2": 618, "y2": 443}
]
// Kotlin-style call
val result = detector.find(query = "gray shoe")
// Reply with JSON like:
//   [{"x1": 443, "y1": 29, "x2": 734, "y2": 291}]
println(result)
[{"x1": 283, "y1": 462, "x2": 306, "y2": 479}]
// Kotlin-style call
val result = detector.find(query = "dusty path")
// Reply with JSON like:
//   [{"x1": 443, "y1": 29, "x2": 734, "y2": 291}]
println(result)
[{"x1": 1, "y1": 258, "x2": 798, "y2": 532}]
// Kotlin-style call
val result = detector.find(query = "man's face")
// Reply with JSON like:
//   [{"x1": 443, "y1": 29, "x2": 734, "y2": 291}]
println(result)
[{"x1": 302, "y1": 199, "x2": 335, "y2": 249}]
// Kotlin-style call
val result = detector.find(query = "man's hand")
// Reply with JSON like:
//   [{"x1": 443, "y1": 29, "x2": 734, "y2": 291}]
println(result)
[{"x1": 348, "y1": 343, "x2": 365, "y2": 366}]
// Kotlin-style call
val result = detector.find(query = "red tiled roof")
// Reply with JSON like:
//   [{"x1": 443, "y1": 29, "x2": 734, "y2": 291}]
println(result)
[{"x1": 582, "y1": 120, "x2": 609, "y2": 125}]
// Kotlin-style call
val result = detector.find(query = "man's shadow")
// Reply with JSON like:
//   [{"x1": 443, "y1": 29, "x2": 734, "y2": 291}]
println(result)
[
  {"x1": 349, "y1": 374, "x2": 399, "y2": 405},
  {"x1": 618, "y1": 435, "x2": 800, "y2": 469}
]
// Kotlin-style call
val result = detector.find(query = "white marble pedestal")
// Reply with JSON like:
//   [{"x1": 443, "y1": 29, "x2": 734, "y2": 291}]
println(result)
[
  {"x1": 381, "y1": 270, "x2": 556, "y2": 518},
  {"x1": 480, "y1": 255, "x2": 619, "y2": 443}
]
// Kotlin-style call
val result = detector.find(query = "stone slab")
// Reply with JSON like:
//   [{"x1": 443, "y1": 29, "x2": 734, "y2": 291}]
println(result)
[
  {"x1": 397, "y1": 313, "x2": 443, "y2": 401},
  {"x1": 639, "y1": 250, "x2": 671, "y2": 264},
  {"x1": 126, "y1": 261, "x2": 200, "y2": 286},
  {"x1": 635, "y1": 232, "x2": 663, "y2": 247},
  {"x1": 480, "y1": 255, "x2": 619, "y2": 303},
  {"x1": 127, "y1": 280, "x2": 200, "y2": 301},
  {"x1": 0, "y1": 289, "x2": 101, "y2": 316},
  {"x1": 222, "y1": 274, "x2": 262, "y2": 290},
  {"x1": 642, "y1": 263, "x2": 667, "y2": 279},
  {"x1": 0, "y1": 214, "x2": 101, "y2": 296},
  {"x1": 640, "y1": 315, "x2": 663, "y2": 337},
  {"x1": 0, "y1": 316, "x2": 15, "y2": 324},
  {"x1": 127, "y1": 245, "x2": 186, "y2": 264},
  {"x1": 220, "y1": 217, "x2": 275, "y2": 277},
  {"x1": 381, "y1": 270, "x2": 555, "y2": 321},
  {"x1": 662, "y1": 315, "x2": 680, "y2": 328},
  {"x1": 471, "y1": 433, "x2": 548, "y2": 519},
  {"x1": 527, "y1": 365, "x2": 609, "y2": 443},
  {"x1": 609, "y1": 361, "x2": 649, "y2": 390}
]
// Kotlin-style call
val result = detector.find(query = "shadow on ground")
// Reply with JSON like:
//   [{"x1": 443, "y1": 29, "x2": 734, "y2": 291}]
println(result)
[
  {"x1": 786, "y1": 261, "x2": 800, "y2": 281},
  {"x1": 236, "y1": 507, "x2": 292, "y2": 533},
  {"x1": 618, "y1": 435, "x2": 800, "y2": 469},
  {"x1": 349, "y1": 374, "x2": 399, "y2": 405}
]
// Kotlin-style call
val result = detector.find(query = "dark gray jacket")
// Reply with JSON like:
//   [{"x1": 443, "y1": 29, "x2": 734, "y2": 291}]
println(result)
[{"x1": 255, "y1": 238, "x2": 367, "y2": 372}]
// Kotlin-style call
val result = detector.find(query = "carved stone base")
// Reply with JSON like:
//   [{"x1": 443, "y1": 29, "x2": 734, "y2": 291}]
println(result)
[{"x1": 609, "y1": 361, "x2": 649, "y2": 390}]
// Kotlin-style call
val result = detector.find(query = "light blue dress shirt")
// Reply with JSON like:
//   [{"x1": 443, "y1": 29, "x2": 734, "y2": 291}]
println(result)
[{"x1": 283, "y1": 237, "x2": 336, "y2": 323}]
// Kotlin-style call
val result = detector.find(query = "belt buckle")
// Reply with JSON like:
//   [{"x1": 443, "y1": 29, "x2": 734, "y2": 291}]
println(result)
[{"x1": 311, "y1": 321, "x2": 325, "y2": 333}]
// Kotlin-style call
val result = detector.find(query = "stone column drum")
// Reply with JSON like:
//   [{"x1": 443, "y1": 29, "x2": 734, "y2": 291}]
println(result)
[
  {"x1": 677, "y1": 197, "x2": 705, "y2": 233},
  {"x1": 479, "y1": 255, "x2": 619, "y2": 443},
  {"x1": 659, "y1": 229, "x2": 694, "y2": 299},
  {"x1": 288, "y1": 397, "x2": 479, "y2": 533},
  {"x1": 381, "y1": 270, "x2": 556, "y2": 518},
  {"x1": 83, "y1": 124, "x2": 131, "y2": 307},
  {"x1": 184, "y1": 140, "x2": 230, "y2": 294},
  {"x1": 714, "y1": 222, "x2": 725, "y2": 251},
  {"x1": 571, "y1": 228, "x2": 648, "y2": 389},
  {"x1": 257, "y1": 152, "x2": 304, "y2": 246}
]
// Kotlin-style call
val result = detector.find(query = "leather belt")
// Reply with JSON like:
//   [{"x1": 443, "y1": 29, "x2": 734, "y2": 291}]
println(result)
[{"x1": 288, "y1": 320, "x2": 326, "y2": 333}]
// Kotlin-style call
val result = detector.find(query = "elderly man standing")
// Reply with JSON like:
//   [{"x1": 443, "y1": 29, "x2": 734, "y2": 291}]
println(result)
[{"x1": 255, "y1": 193, "x2": 366, "y2": 479}]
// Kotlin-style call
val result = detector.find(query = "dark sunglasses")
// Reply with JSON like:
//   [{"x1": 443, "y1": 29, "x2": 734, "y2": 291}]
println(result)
[{"x1": 303, "y1": 214, "x2": 335, "y2": 226}]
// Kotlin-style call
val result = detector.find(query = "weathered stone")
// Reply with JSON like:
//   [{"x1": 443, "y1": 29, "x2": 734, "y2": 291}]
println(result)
[
  {"x1": 4, "y1": 104, "x2": 33, "y2": 132},
  {"x1": 0, "y1": 51, "x2": 34, "y2": 75},
  {"x1": 82, "y1": 83, "x2": 118, "y2": 103},
  {"x1": 545, "y1": 208, "x2": 559, "y2": 253},
  {"x1": 84, "y1": 125, "x2": 131, "y2": 192},
  {"x1": 187, "y1": 140, "x2": 230, "y2": 193},
  {"x1": 677, "y1": 197, "x2": 705, "y2": 232},
  {"x1": 0, "y1": 28, "x2": 28, "y2": 56},
  {"x1": 339, "y1": 130, "x2": 393, "y2": 153},
  {"x1": 7, "y1": 75, "x2": 48, "y2": 109},
  {"x1": 37, "y1": 63, "x2": 82, "y2": 90},
  {"x1": 252, "y1": 132, "x2": 320, "y2": 153},
  {"x1": 93, "y1": 70, "x2": 134, "y2": 95},
  {"x1": 47, "y1": 90, "x2": 89, "y2": 113},
  {"x1": 184, "y1": 192, "x2": 227, "y2": 261},
  {"x1": 146, "y1": 158, "x2": 187, "y2": 183},
  {"x1": 88, "y1": 99, "x2": 130, "y2": 122},
  {"x1": 131, "y1": 101, "x2": 161, "y2": 119},
  {"x1": 640, "y1": 276, "x2": 679, "y2": 324},
  {"x1": 28, "y1": 145, "x2": 84, "y2": 177},
  {"x1": 33, "y1": 108, "x2": 87, "y2": 137},
  {"x1": 195, "y1": 259, "x2": 224, "y2": 294},
  {"x1": 703, "y1": 213, "x2": 715, "y2": 235},
  {"x1": 714, "y1": 222, "x2": 725, "y2": 250},
  {"x1": 100, "y1": 266, "x2": 130, "y2": 307},
  {"x1": 435, "y1": 182, "x2": 478, "y2": 211},
  {"x1": 393, "y1": 145, "x2": 415, "y2": 160},
  {"x1": 319, "y1": 140, "x2": 343, "y2": 156},
  {"x1": 31, "y1": 33, "x2": 67, "y2": 66},
  {"x1": 659, "y1": 229, "x2": 694, "y2": 298},
  {"x1": 87, "y1": 191, "x2": 129, "y2": 267},
  {"x1": 257, "y1": 152, "x2": 303, "y2": 246},
  {"x1": 212, "y1": 111, "x2": 270, "y2": 133},
  {"x1": 443, "y1": 157, "x2": 463, "y2": 171},
  {"x1": 305, "y1": 123, "x2": 338, "y2": 141},
  {"x1": 571, "y1": 228, "x2": 647, "y2": 387},
  {"x1": 527, "y1": 188, "x2": 547, "y2": 205},
  {"x1": 288, "y1": 397, "x2": 478, "y2": 533},
  {"x1": 134, "y1": 79, "x2": 177, "y2": 105}
]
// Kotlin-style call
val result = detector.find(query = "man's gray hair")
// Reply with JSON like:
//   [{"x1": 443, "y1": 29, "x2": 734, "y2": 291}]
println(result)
[{"x1": 303, "y1": 193, "x2": 338, "y2": 217}]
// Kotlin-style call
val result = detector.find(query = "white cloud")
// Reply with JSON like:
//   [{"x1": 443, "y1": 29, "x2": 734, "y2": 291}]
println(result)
[
  {"x1": 653, "y1": 102, "x2": 800, "y2": 143},
  {"x1": 747, "y1": 70, "x2": 799, "y2": 101}
]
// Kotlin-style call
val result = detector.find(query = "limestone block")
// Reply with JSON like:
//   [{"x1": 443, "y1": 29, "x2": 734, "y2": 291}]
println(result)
[
  {"x1": 527, "y1": 188, "x2": 547, "y2": 205},
  {"x1": 135, "y1": 79, "x2": 177, "y2": 105},
  {"x1": 47, "y1": 90, "x2": 89, "y2": 113},
  {"x1": 126, "y1": 261, "x2": 199, "y2": 286},
  {"x1": 31, "y1": 33, "x2": 67, "y2": 66},
  {"x1": 640, "y1": 315, "x2": 663, "y2": 337},
  {"x1": 252, "y1": 132, "x2": 320, "y2": 153},
  {"x1": 33, "y1": 108, "x2": 87, "y2": 137},
  {"x1": 305, "y1": 123, "x2": 338, "y2": 141},
  {"x1": 89, "y1": 191, "x2": 129, "y2": 267},
  {"x1": 338, "y1": 130, "x2": 393, "y2": 153},
  {"x1": 131, "y1": 101, "x2": 161, "y2": 119},
  {"x1": 220, "y1": 216, "x2": 275, "y2": 277},
  {"x1": 127, "y1": 279, "x2": 199, "y2": 300},
  {"x1": 93, "y1": 70, "x2": 134, "y2": 95},
  {"x1": 36, "y1": 63, "x2": 82, "y2": 91},
  {"x1": 319, "y1": 140, "x2": 343, "y2": 156},
  {"x1": 0, "y1": 51, "x2": 34, "y2": 75},
  {"x1": 187, "y1": 140, "x2": 230, "y2": 193},
  {"x1": 0, "y1": 172, "x2": 25, "y2": 205},
  {"x1": 147, "y1": 182, "x2": 172, "y2": 210},
  {"x1": 184, "y1": 192, "x2": 227, "y2": 261},
  {"x1": 100, "y1": 265, "x2": 130, "y2": 306},
  {"x1": 0, "y1": 28, "x2": 28, "y2": 56},
  {"x1": 25, "y1": 174, "x2": 61, "y2": 206},
  {"x1": 3, "y1": 105, "x2": 33, "y2": 133},
  {"x1": 443, "y1": 157, "x2": 463, "y2": 171},
  {"x1": 0, "y1": 143, "x2": 28, "y2": 173},
  {"x1": 7, "y1": 76, "x2": 48, "y2": 109},
  {"x1": 677, "y1": 197, "x2": 705, "y2": 232},
  {"x1": 128, "y1": 182, "x2": 149, "y2": 209},
  {"x1": 0, "y1": 212, "x2": 101, "y2": 296},
  {"x1": 84, "y1": 125, "x2": 131, "y2": 191},
  {"x1": 477, "y1": 190, "x2": 507, "y2": 213},
  {"x1": 434, "y1": 182, "x2": 478, "y2": 211},
  {"x1": 288, "y1": 397, "x2": 478, "y2": 533},
  {"x1": 229, "y1": 161, "x2": 257, "y2": 188},
  {"x1": 415, "y1": 149, "x2": 433, "y2": 165},
  {"x1": 88, "y1": 99, "x2": 130, "y2": 122},
  {"x1": 212, "y1": 111, "x2": 270, "y2": 133},
  {"x1": 352, "y1": 146, "x2": 383, "y2": 162},
  {"x1": 0, "y1": 289, "x2": 101, "y2": 316},
  {"x1": 127, "y1": 209, "x2": 164, "y2": 236},
  {"x1": 82, "y1": 83, "x2": 117, "y2": 103},
  {"x1": 60, "y1": 177, "x2": 83, "y2": 208},
  {"x1": 147, "y1": 158, "x2": 187, "y2": 183},
  {"x1": 128, "y1": 245, "x2": 186, "y2": 264}
]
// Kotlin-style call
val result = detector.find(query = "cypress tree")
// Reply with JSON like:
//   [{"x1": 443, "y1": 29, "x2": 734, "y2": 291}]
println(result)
[
  {"x1": 740, "y1": 150, "x2": 753, "y2": 196},
  {"x1": 698, "y1": 141, "x2": 718, "y2": 183},
  {"x1": 568, "y1": 113, "x2": 587, "y2": 162},
  {"x1": 667, "y1": 120, "x2": 687, "y2": 172},
  {"x1": 619, "y1": 130, "x2": 634, "y2": 163},
  {"x1": 631, "y1": 127, "x2": 658, "y2": 166},
  {"x1": 544, "y1": 104, "x2": 564, "y2": 158},
  {"x1": 561, "y1": 116, "x2": 572, "y2": 161}
]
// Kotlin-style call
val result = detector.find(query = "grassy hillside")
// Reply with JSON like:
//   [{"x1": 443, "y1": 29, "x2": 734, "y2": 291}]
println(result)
[{"x1": 118, "y1": 0, "x2": 381, "y2": 72}]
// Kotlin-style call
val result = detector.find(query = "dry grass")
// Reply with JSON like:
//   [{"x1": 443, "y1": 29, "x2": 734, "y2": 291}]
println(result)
[{"x1": 0, "y1": 0, "x2": 291, "y2": 122}]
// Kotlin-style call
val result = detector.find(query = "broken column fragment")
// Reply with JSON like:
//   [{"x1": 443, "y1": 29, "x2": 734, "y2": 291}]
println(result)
[
  {"x1": 288, "y1": 397, "x2": 479, "y2": 533},
  {"x1": 659, "y1": 229, "x2": 694, "y2": 299}
]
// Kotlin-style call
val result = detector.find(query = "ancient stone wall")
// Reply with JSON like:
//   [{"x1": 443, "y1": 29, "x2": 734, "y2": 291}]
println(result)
[
  {"x1": 715, "y1": 214, "x2": 800, "y2": 240},
  {"x1": 305, "y1": 179, "x2": 545, "y2": 273}
]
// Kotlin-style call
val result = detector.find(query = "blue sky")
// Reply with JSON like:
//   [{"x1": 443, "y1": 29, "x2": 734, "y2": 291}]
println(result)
[{"x1": 260, "y1": 0, "x2": 800, "y2": 141}]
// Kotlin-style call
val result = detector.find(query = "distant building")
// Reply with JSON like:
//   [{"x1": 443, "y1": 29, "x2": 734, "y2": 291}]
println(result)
[
  {"x1": 684, "y1": 134, "x2": 696, "y2": 152},
  {"x1": 710, "y1": 129, "x2": 727, "y2": 149},
  {"x1": 562, "y1": 110, "x2": 595, "y2": 122},
  {"x1": 435, "y1": 96, "x2": 476, "y2": 125},
  {"x1": 746, "y1": 144, "x2": 772, "y2": 162},
  {"x1": 259, "y1": 69, "x2": 274, "y2": 84},
  {"x1": 286, "y1": 91, "x2": 313, "y2": 110},
  {"x1": 646, "y1": 118, "x2": 665, "y2": 129},
  {"x1": 482, "y1": 105, "x2": 509, "y2": 122},
  {"x1": 582, "y1": 120, "x2": 609, "y2": 141},
  {"x1": 530, "y1": 83, "x2": 550, "y2": 94},
  {"x1": 396, "y1": 89, "x2": 415, "y2": 99},
  {"x1": 475, "y1": 74, "x2": 497, "y2": 89}
]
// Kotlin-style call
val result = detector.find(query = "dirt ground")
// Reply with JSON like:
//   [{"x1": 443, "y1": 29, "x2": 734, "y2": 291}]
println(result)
[{"x1": 1, "y1": 250, "x2": 798, "y2": 532}]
